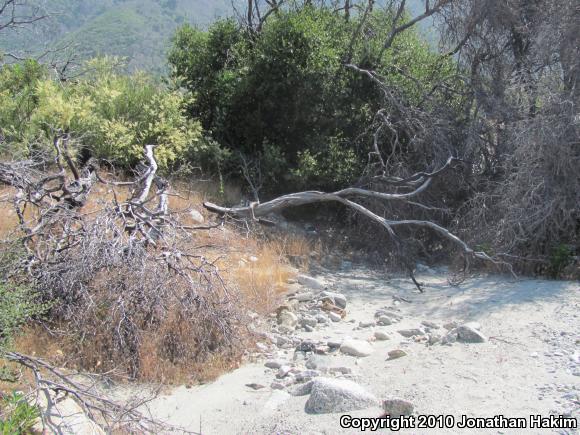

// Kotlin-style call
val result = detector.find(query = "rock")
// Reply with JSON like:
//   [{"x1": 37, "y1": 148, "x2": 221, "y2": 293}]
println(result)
[
  {"x1": 189, "y1": 209, "x2": 204, "y2": 224},
  {"x1": 292, "y1": 292, "x2": 315, "y2": 302},
  {"x1": 277, "y1": 310, "x2": 298, "y2": 328},
  {"x1": 374, "y1": 331, "x2": 391, "y2": 341},
  {"x1": 382, "y1": 398, "x2": 414, "y2": 417},
  {"x1": 462, "y1": 321, "x2": 481, "y2": 330},
  {"x1": 275, "y1": 335, "x2": 291, "y2": 348},
  {"x1": 248, "y1": 256, "x2": 259, "y2": 263},
  {"x1": 328, "y1": 312, "x2": 342, "y2": 322},
  {"x1": 277, "y1": 366, "x2": 292, "y2": 378},
  {"x1": 265, "y1": 359, "x2": 284, "y2": 369},
  {"x1": 428, "y1": 334, "x2": 441, "y2": 345},
  {"x1": 297, "y1": 274, "x2": 326, "y2": 290},
  {"x1": 387, "y1": 349, "x2": 407, "y2": 360},
  {"x1": 289, "y1": 380, "x2": 314, "y2": 396},
  {"x1": 377, "y1": 316, "x2": 393, "y2": 326},
  {"x1": 246, "y1": 383, "x2": 266, "y2": 390},
  {"x1": 306, "y1": 355, "x2": 330, "y2": 371},
  {"x1": 304, "y1": 378, "x2": 378, "y2": 414},
  {"x1": 270, "y1": 381, "x2": 287, "y2": 390},
  {"x1": 340, "y1": 339, "x2": 374, "y2": 357},
  {"x1": 316, "y1": 314, "x2": 329, "y2": 324},
  {"x1": 320, "y1": 291, "x2": 347, "y2": 309},
  {"x1": 398, "y1": 329, "x2": 424, "y2": 338},
  {"x1": 329, "y1": 366, "x2": 353, "y2": 375},
  {"x1": 359, "y1": 321, "x2": 375, "y2": 328},
  {"x1": 456, "y1": 325, "x2": 487, "y2": 343},
  {"x1": 441, "y1": 330, "x2": 458, "y2": 345},
  {"x1": 421, "y1": 320, "x2": 440, "y2": 329},
  {"x1": 304, "y1": 325, "x2": 314, "y2": 332},
  {"x1": 375, "y1": 310, "x2": 403, "y2": 321},
  {"x1": 300, "y1": 315, "x2": 318, "y2": 328},
  {"x1": 327, "y1": 339, "x2": 342, "y2": 349},
  {"x1": 443, "y1": 321, "x2": 458, "y2": 330},
  {"x1": 296, "y1": 340, "x2": 317, "y2": 353},
  {"x1": 296, "y1": 370, "x2": 321, "y2": 382}
]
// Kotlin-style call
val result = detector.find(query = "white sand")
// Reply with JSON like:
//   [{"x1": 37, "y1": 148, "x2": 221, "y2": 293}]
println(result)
[{"x1": 149, "y1": 268, "x2": 579, "y2": 434}]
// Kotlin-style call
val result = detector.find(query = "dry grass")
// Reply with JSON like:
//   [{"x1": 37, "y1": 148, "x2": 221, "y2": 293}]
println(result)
[{"x1": 0, "y1": 178, "x2": 308, "y2": 385}]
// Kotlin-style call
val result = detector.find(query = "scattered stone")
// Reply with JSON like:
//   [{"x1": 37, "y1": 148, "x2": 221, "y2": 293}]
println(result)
[
  {"x1": 296, "y1": 340, "x2": 317, "y2": 353},
  {"x1": 292, "y1": 292, "x2": 315, "y2": 302},
  {"x1": 382, "y1": 398, "x2": 414, "y2": 417},
  {"x1": 456, "y1": 325, "x2": 487, "y2": 343},
  {"x1": 328, "y1": 312, "x2": 342, "y2": 322},
  {"x1": 246, "y1": 383, "x2": 266, "y2": 390},
  {"x1": 248, "y1": 256, "x2": 259, "y2": 263},
  {"x1": 306, "y1": 355, "x2": 330, "y2": 371},
  {"x1": 327, "y1": 339, "x2": 342, "y2": 349},
  {"x1": 387, "y1": 350, "x2": 407, "y2": 360},
  {"x1": 377, "y1": 316, "x2": 393, "y2": 326},
  {"x1": 340, "y1": 339, "x2": 374, "y2": 357},
  {"x1": 304, "y1": 377, "x2": 378, "y2": 414},
  {"x1": 359, "y1": 321, "x2": 375, "y2": 328},
  {"x1": 256, "y1": 342, "x2": 269, "y2": 352},
  {"x1": 443, "y1": 321, "x2": 459, "y2": 330},
  {"x1": 277, "y1": 310, "x2": 298, "y2": 328},
  {"x1": 189, "y1": 209, "x2": 204, "y2": 224},
  {"x1": 289, "y1": 380, "x2": 314, "y2": 396},
  {"x1": 316, "y1": 314, "x2": 329, "y2": 324},
  {"x1": 441, "y1": 330, "x2": 458, "y2": 345},
  {"x1": 296, "y1": 370, "x2": 321, "y2": 383},
  {"x1": 463, "y1": 321, "x2": 481, "y2": 330},
  {"x1": 277, "y1": 366, "x2": 292, "y2": 378},
  {"x1": 271, "y1": 381, "x2": 287, "y2": 390},
  {"x1": 428, "y1": 334, "x2": 441, "y2": 345},
  {"x1": 329, "y1": 366, "x2": 353, "y2": 375},
  {"x1": 265, "y1": 359, "x2": 284, "y2": 369},
  {"x1": 376, "y1": 310, "x2": 403, "y2": 321},
  {"x1": 320, "y1": 291, "x2": 347, "y2": 309},
  {"x1": 297, "y1": 274, "x2": 326, "y2": 290},
  {"x1": 300, "y1": 315, "x2": 318, "y2": 328},
  {"x1": 398, "y1": 329, "x2": 424, "y2": 338},
  {"x1": 421, "y1": 320, "x2": 440, "y2": 329},
  {"x1": 374, "y1": 331, "x2": 391, "y2": 341},
  {"x1": 304, "y1": 325, "x2": 314, "y2": 332}
]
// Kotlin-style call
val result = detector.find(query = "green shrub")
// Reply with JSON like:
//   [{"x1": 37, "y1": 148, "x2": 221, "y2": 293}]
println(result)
[
  {"x1": 0, "y1": 392, "x2": 40, "y2": 434},
  {"x1": 0, "y1": 57, "x2": 218, "y2": 171},
  {"x1": 168, "y1": 6, "x2": 454, "y2": 191},
  {"x1": 548, "y1": 244, "x2": 573, "y2": 278},
  {"x1": 0, "y1": 284, "x2": 47, "y2": 352}
]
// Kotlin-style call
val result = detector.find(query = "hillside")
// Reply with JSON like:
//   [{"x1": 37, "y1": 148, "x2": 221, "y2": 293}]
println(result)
[
  {"x1": 0, "y1": 0, "x2": 237, "y2": 73},
  {"x1": 0, "y1": 0, "x2": 438, "y2": 74}
]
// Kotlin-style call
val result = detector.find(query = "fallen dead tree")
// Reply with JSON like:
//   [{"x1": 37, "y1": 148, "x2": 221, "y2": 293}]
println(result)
[{"x1": 205, "y1": 157, "x2": 512, "y2": 290}]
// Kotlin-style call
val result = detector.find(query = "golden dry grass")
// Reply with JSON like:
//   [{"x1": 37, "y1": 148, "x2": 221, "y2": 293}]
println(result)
[{"x1": 0, "y1": 177, "x2": 308, "y2": 385}]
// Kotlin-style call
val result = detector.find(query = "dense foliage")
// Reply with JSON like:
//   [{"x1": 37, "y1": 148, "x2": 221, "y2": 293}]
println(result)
[
  {"x1": 169, "y1": 7, "x2": 455, "y2": 190},
  {"x1": 0, "y1": 58, "x2": 220, "y2": 170}
]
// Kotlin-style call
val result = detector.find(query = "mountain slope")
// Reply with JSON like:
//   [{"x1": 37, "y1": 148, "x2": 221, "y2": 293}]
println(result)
[
  {"x1": 0, "y1": 0, "x2": 237, "y2": 73},
  {"x1": 0, "y1": 0, "x2": 438, "y2": 74}
]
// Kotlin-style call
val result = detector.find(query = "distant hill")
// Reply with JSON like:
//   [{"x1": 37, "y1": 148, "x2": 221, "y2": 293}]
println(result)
[
  {"x1": 0, "y1": 0, "x2": 238, "y2": 73},
  {"x1": 0, "y1": 0, "x2": 439, "y2": 74}
]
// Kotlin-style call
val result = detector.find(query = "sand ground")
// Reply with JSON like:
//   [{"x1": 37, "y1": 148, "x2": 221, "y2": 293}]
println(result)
[{"x1": 149, "y1": 267, "x2": 579, "y2": 434}]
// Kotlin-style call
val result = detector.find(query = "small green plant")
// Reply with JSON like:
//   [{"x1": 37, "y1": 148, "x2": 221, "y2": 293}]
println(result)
[
  {"x1": 0, "y1": 283, "x2": 48, "y2": 352},
  {"x1": 0, "y1": 392, "x2": 40, "y2": 434},
  {"x1": 548, "y1": 244, "x2": 573, "y2": 278}
]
